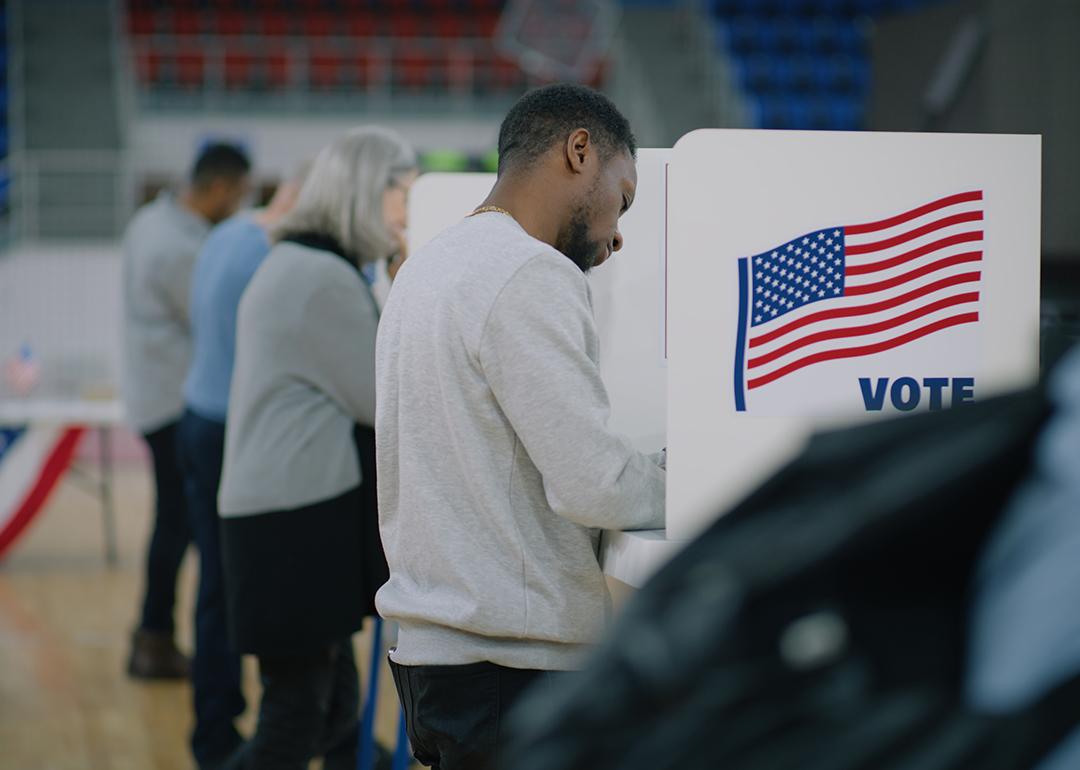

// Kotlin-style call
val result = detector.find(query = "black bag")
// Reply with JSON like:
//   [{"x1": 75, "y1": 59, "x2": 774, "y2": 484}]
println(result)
[{"x1": 507, "y1": 388, "x2": 1080, "y2": 770}]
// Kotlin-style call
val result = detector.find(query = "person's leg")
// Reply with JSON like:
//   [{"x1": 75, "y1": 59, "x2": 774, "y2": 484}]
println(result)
[
  {"x1": 389, "y1": 660, "x2": 549, "y2": 770},
  {"x1": 179, "y1": 412, "x2": 246, "y2": 768},
  {"x1": 129, "y1": 421, "x2": 191, "y2": 679},
  {"x1": 318, "y1": 639, "x2": 361, "y2": 770},
  {"x1": 247, "y1": 647, "x2": 338, "y2": 770},
  {"x1": 492, "y1": 668, "x2": 569, "y2": 769}
]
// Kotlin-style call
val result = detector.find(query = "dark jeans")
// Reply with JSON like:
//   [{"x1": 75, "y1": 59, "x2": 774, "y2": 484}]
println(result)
[
  {"x1": 138, "y1": 421, "x2": 191, "y2": 634},
  {"x1": 247, "y1": 638, "x2": 360, "y2": 770},
  {"x1": 177, "y1": 410, "x2": 246, "y2": 765},
  {"x1": 390, "y1": 659, "x2": 567, "y2": 770}
]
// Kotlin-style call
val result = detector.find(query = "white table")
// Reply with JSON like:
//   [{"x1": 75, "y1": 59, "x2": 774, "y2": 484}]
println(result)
[{"x1": 0, "y1": 398, "x2": 125, "y2": 565}]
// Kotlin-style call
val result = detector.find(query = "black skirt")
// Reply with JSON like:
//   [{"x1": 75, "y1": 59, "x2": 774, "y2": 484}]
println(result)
[{"x1": 221, "y1": 425, "x2": 389, "y2": 656}]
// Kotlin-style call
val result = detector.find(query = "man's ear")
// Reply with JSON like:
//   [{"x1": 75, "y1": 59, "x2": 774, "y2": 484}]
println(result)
[{"x1": 564, "y1": 128, "x2": 592, "y2": 174}]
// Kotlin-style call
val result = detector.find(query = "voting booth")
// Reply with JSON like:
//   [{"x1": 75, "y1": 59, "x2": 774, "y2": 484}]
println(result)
[{"x1": 407, "y1": 130, "x2": 1042, "y2": 588}]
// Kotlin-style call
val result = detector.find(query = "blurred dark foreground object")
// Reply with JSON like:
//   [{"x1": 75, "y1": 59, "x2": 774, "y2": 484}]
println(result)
[{"x1": 506, "y1": 381, "x2": 1080, "y2": 770}]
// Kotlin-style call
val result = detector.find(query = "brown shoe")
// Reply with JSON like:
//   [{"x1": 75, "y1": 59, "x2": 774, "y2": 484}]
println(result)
[{"x1": 126, "y1": 628, "x2": 190, "y2": 680}]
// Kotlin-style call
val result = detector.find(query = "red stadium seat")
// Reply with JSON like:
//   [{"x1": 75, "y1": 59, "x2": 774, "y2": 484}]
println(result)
[
  {"x1": 265, "y1": 47, "x2": 291, "y2": 89},
  {"x1": 476, "y1": 12, "x2": 500, "y2": 37},
  {"x1": 172, "y1": 9, "x2": 201, "y2": 36},
  {"x1": 389, "y1": 15, "x2": 423, "y2": 38},
  {"x1": 224, "y1": 48, "x2": 256, "y2": 89},
  {"x1": 350, "y1": 49, "x2": 379, "y2": 88},
  {"x1": 128, "y1": 9, "x2": 155, "y2": 36},
  {"x1": 394, "y1": 47, "x2": 428, "y2": 91},
  {"x1": 348, "y1": 14, "x2": 379, "y2": 38},
  {"x1": 433, "y1": 13, "x2": 465, "y2": 38},
  {"x1": 303, "y1": 14, "x2": 345, "y2": 37},
  {"x1": 492, "y1": 53, "x2": 524, "y2": 91},
  {"x1": 445, "y1": 45, "x2": 475, "y2": 92},
  {"x1": 394, "y1": 44, "x2": 444, "y2": 92},
  {"x1": 215, "y1": 10, "x2": 249, "y2": 36},
  {"x1": 176, "y1": 48, "x2": 206, "y2": 89},
  {"x1": 309, "y1": 47, "x2": 346, "y2": 89},
  {"x1": 260, "y1": 12, "x2": 291, "y2": 36},
  {"x1": 137, "y1": 49, "x2": 165, "y2": 85}
]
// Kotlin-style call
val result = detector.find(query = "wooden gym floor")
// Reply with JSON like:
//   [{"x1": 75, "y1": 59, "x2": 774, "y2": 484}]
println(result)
[{"x1": 0, "y1": 450, "x2": 402, "y2": 770}]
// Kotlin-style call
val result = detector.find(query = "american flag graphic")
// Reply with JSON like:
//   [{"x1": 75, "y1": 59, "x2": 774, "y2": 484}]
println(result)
[
  {"x1": 734, "y1": 191, "x2": 984, "y2": 411},
  {"x1": 3, "y1": 345, "x2": 41, "y2": 396},
  {"x1": 0, "y1": 425, "x2": 84, "y2": 560}
]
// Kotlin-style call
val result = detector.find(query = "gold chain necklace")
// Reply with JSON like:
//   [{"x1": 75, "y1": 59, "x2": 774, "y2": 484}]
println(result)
[{"x1": 469, "y1": 205, "x2": 513, "y2": 218}]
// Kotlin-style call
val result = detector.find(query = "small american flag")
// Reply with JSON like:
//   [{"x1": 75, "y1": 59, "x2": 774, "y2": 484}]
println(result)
[
  {"x1": 734, "y1": 191, "x2": 984, "y2": 411},
  {"x1": 3, "y1": 345, "x2": 41, "y2": 396}
]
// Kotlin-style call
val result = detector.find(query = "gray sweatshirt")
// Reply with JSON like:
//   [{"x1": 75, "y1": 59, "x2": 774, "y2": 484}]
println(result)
[
  {"x1": 218, "y1": 241, "x2": 379, "y2": 517},
  {"x1": 121, "y1": 193, "x2": 209, "y2": 432},
  {"x1": 374, "y1": 212, "x2": 666, "y2": 671}
]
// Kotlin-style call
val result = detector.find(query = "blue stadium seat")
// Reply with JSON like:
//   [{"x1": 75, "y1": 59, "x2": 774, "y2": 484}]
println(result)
[
  {"x1": 710, "y1": 0, "x2": 896, "y2": 131},
  {"x1": 827, "y1": 95, "x2": 863, "y2": 129}
]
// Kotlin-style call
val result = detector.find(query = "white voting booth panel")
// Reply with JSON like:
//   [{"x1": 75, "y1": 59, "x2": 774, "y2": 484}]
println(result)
[
  {"x1": 407, "y1": 173, "x2": 497, "y2": 251},
  {"x1": 667, "y1": 129, "x2": 1042, "y2": 541},
  {"x1": 406, "y1": 153, "x2": 677, "y2": 586}
]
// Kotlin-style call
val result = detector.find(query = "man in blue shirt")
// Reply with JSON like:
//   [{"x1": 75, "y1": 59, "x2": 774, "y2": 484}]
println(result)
[{"x1": 176, "y1": 164, "x2": 307, "y2": 770}]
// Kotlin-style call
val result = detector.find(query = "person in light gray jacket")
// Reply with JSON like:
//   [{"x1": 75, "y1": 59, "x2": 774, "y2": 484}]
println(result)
[
  {"x1": 121, "y1": 143, "x2": 251, "y2": 685},
  {"x1": 217, "y1": 127, "x2": 417, "y2": 770}
]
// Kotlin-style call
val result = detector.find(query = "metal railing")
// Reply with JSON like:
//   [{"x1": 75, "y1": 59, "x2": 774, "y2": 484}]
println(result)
[{"x1": 12, "y1": 150, "x2": 133, "y2": 241}]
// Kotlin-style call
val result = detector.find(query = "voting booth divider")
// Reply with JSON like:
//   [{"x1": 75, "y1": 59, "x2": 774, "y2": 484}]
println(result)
[{"x1": 406, "y1": 130, "x2": 1042, "y2": 589}]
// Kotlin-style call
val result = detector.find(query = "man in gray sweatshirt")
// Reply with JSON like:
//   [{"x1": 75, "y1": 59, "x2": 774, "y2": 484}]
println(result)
[
  {"x1": 375, "y1": 84, "x2": 665, "y2": 770},
  {"x1": 121, "y1": 143, "x2": 250, "y2": 690}
]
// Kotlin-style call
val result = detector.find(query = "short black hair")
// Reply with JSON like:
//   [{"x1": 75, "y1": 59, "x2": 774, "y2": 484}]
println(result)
[
  {"x1": 190, "y1": 143, "x2": 251, "y2": 188},
  {"x1": 496, "y1": 84, "x2": 636, "y2": 175}
]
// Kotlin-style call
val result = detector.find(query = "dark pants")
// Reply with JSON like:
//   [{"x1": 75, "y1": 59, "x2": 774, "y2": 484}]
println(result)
[
  {"x1": 247, "y1": 638, "x2": 360, "y2": 770},
  {"x1": 390, "y1": 659, "x2": 566, "y2": 770},
  {"x1": 138, "y1": 421, "x2": 191, "y2": 634},
  {"x1": 177, "y1": 410, "x2": 246, "y2": 766}
]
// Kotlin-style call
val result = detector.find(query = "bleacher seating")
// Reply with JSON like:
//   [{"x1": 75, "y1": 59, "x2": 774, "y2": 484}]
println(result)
[
  {"x1": 711, "y1": 0, "x2": 942, "y2": 130},
  {"x1": 123, "y1": 0, "x2": 599, "y2": 97}
]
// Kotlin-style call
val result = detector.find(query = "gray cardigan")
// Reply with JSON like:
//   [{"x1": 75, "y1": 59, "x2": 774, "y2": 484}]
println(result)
[{"x1": 218, "y1": 240, "x2": 379, "y2": 517}]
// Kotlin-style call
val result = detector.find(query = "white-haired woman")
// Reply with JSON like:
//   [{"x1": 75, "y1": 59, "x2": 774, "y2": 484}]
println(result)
[{"x1": 217, "y1": 126, "x2": 417, "y2": 770}]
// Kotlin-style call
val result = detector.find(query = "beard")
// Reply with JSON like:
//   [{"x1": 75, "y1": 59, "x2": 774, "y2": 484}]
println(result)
[{"x1": 556, "y1": 207, "x2": 603, "y2": 274}]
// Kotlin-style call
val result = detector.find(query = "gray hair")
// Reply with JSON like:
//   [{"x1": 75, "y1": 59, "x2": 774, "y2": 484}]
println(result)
[{"x1": 274, "y1": 126, "x2": 417, "y2": 264}]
